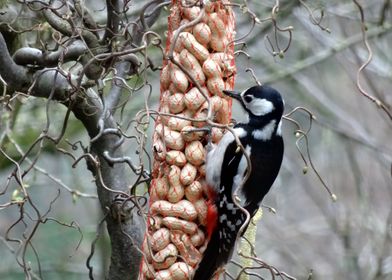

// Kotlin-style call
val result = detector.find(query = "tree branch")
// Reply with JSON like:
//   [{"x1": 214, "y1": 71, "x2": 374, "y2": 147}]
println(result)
[
  {"x1": 0, "y1": 32, "x2": 30, "y2": 91},
  {"x1": 1, "y1": 30, "x2": 142, "y2": 279},
  {"x1": 42, "y1": 7, "x2": 100, "y2": 48},
  {"x1": 105, "y1": 61, "x2": 130, "y2": 114},
  {"x1": 13, "y1": 41, "x2": 87, "y2": 67},
  {"x1": 261, "y1": 23, "x2": 392, "y2": 84},
  {"x1": 132, "y1": 0, "x2": 166, "y2": 44},
  {"x1": 79, "y1": 106, "x2": 144, "y2": 280},
  {"x1": 0, "y1": 0, "x2": 167, "y2": 277},
  {"x1": 103, "y1": 0, "x2": 121, "y2": 43}
]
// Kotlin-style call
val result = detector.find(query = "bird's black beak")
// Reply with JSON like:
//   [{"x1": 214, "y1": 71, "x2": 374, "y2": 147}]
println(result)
[{"x1": 222, "y1": 90, "x2": 242, "y2": 101}]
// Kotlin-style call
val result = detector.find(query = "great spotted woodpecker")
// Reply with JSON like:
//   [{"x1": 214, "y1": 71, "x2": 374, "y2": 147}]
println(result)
[{"x1": 193, "y1": 85, "x2": 284, "y2": 280}]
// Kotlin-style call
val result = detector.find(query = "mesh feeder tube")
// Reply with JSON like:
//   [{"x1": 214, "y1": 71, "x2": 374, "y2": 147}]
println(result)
[{"x1": 140, "y1": 1, "x2": 236, "y2": 279}]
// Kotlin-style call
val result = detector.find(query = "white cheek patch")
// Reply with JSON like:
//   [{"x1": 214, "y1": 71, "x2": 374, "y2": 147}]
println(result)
[
  {"x1": 246, "y1": 98, "x2": 274, "y2": 116},
  {"x1": 252, "y1": 120, "x2": 276, "y2": 141}
]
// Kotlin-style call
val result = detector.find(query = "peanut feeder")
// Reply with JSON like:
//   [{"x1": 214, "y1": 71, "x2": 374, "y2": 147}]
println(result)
[{"x1": 140, "y1": 1, "x2": 236, "y2": 279}]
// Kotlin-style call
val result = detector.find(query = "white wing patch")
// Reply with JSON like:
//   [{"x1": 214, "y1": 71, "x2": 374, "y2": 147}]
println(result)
[
  {"x1": 252, "y1": 120, "x2": 276, "y2": 141},
  {"x1": 205, "y1": 127, "x2": 247, "y2": 191},
  {"x1": 234, "y1": 127, "x2": 247, "y2": 138},
  {"x1": 276, "y1": 119, "x2": 282, "y2": 136},
  {"x1": 232, "y1": 145, "x2": 251, "y2": 193},
  {"x1": 246, "y1": 98, "x2": 274, "y2": 116}
]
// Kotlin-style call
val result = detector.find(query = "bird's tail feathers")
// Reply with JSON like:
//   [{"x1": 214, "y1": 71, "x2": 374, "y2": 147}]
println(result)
[{"x1": 193, "y1": 230, "x2": 222, "y2": 280}]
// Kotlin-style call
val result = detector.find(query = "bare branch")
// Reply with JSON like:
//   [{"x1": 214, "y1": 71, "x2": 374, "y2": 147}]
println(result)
[
  {"x1": 103, "y1": 0, "x2": 121, "y2": 43},
  {"x1": 0, "y1": 32, "x2": 30, "y2": 91},
  {"x1": 13, "y1": 41, "x2": 88, "y2": 67},
  {"x1": 261, "y1": 23, "x2": 392, "y2": 84}
]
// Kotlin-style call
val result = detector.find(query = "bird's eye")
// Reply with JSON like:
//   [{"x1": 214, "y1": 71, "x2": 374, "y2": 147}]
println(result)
[{"x1": 243, "y1": 95, "x2": 253, "y2": 103}]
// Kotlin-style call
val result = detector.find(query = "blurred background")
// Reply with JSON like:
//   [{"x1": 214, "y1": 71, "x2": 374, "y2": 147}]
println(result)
[{"x1": 0, "y1": 0, "x2": 391, "y2": 279}]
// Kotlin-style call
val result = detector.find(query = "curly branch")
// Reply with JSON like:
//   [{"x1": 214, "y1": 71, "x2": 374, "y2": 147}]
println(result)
[{"x1": 13, "y1": 41, "x2": 87, "y2": 67}]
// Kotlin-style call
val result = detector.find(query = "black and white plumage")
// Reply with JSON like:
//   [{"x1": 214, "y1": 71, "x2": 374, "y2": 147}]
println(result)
[{"x1": 193, "y1": 85, "x2": 284, "y2": 280}]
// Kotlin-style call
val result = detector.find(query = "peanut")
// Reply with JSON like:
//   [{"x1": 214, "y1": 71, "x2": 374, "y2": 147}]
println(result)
[
  {"x1": 215, "y1": 98, "x2": 231, "y2": 124},
  {"x1": 152, "y1": 243, "x2": 178, "y2": 270},
  {"x1": 184, "y1": 180, "x2": 203, "y2": 203},
  {"x1": 150, "y1": 200, "x2": 198, "y2": 221},
  {"x1": 194, "y1": 199, "x2": 208, "y2": 226},
  {"x1": 168, "y1": 93, "x2": 185, "y2": 114},
  {"x1": 210, "y1": 95, "x2": 223, "y2": 112},
  {"x1": 185, "y1": 140, "x2": 205, "y2": 166},
  {"x1": 210, "y1": 52, "x2": 235, "y2": 76},
  {"x1": 173, "y1": 37, "x2": 184, "y2": 53},
  {"x1": 166, "y1": 150, "x2": 187, "y2": 167},
  {"x1": 168, "y1": 165, "x2": 181, "y2": 187},
  {"x1": 202, "y1": 58, "x2": 222, "y2": 78},
  {"x1": 168, "y1": 113, "x2": 192, "y2": 132},
  {"x1": 150, "y1": 228, "x2": 171, "y2": 252},
  {"x1": 210, "y1": 34, "x2": 229, "y2": 52},
  {"x1": 168, "y1": 83, "x2": 178, "y2": 95},
  {"x1": 198, "y1": 164, "x2": 206, "y2": 177},
  {"x1": 167, "y1": 166, "x2": 184, "y2": 203},
  {"x1": 200, "y1": 95, "x2": 223, "y2": 113},
  {"x1": 170, "y1": 69, "x2": 189, "y2": 93},
  {"x1": 171, "y1": 232, "x2": 201, "y2": 267},
  {"x1": 181, "y1": 6, "x2": 200, "y2": 21},
  {"x1": 208, "y1": 13, "x2": 226, "y2": 38},
  {"x1": 204, "y1": 0, "x2": 215, "y2": 13},
  {"x1": 162, "y1": 217, "x2": 198, "y2": 235},
  {"x1": 160, "y1": 65, "x2": 171, "y2": 90},
  {"x1": 193, "y1": 22, "x2": 211, "y2": 46},
  {"x1": 155, "y1": 262, "x2": 194, "y2": 280},
  {"x1": 179, "y1": 49, "x2": 205, "y2": 86},
  {"x1": 150, "y1": 177, "x2": 169, "y2": 200},
  {"x1": 180, "y1": 163, "x2": 197, "y2": 186},
  {"x1": 184, "y1": 87, "x2": 207, "y2": 112},
  {"x1": 190, "y1": 229, "x2": 205, "y2": 247},
  {"x1": 179, "y1": 32, "x2": 209, "y2": 62},
  {"x1": 169, "y1": 262, "x2": 194, "y2": 280},
  {"x1": 164, "y1": 129, "x2": 185, "y2": 151},
  {"x1": 167, "y1": 183, "x2": 185, "y2": 203},
  {"x1": 155, "y1": 269, "x2": 171, "y2": 280},
  {"x1": 211, "y1": 127, "x2": 224, "y2": 143},
  {"x1": 207, "y1": 76, "x2": 225, "y2": 97}
]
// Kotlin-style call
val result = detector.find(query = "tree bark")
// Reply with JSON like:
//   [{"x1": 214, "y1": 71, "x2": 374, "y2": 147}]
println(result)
[{"x1": 0, "y1": 32, "x2": 143, "y2": 280}]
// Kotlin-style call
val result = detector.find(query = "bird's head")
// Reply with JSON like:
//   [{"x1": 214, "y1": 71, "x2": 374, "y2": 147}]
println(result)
[{"x1": 223, "y1": 85, "x2": 284, "y2": 124}]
